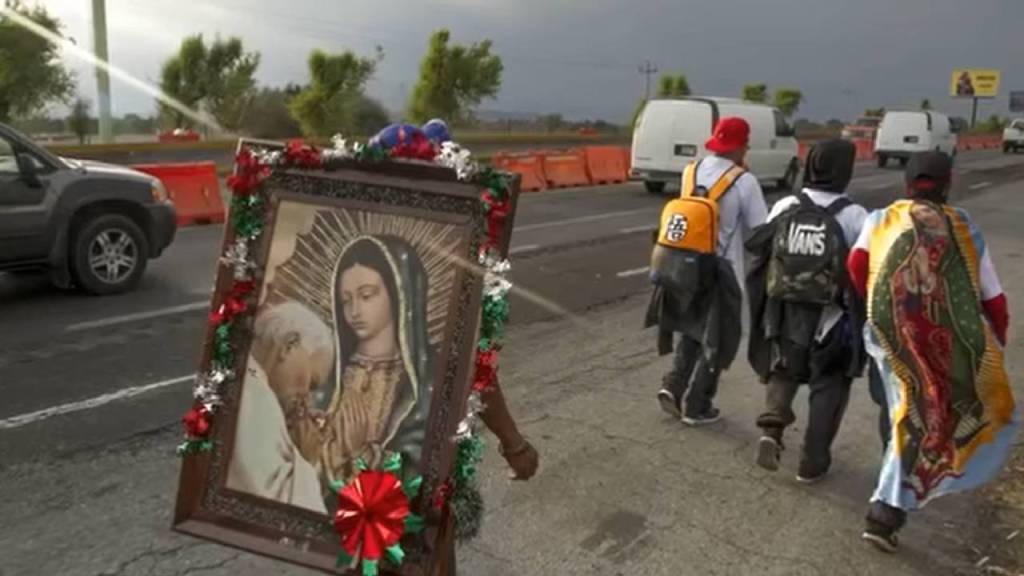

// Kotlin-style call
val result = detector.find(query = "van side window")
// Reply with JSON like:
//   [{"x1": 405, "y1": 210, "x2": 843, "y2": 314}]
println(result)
[{"x1": 773, "y1": 110, "x2": 793, "y2": 137}]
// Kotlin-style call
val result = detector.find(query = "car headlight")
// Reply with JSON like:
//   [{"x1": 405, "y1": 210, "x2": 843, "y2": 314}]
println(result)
[{"x1": 151, "y1": 181, "x2": 170, "y2": 203}]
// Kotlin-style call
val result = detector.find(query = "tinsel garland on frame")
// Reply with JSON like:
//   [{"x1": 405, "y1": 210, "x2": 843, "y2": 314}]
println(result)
[{"x1": 176, "y1": 136, "x2": 516, "y2": 545}]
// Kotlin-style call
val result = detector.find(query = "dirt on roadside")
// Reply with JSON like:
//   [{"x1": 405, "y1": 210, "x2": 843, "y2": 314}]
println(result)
[{"x1": 972, "y1": 444, "x2": 1024, "y2": 575}]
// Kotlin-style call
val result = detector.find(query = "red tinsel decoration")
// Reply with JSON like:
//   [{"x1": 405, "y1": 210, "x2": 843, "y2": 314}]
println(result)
[
  {"x1": 284, "y1": 139, "x2": 323, "y2": 169},
  {"x1": 182, "y1": 406, "x2": 211, "y2": 438},
  {"x1": 207, "y1": 281, "x2": 256, "y2": 326},
  {"x1": 226, "y1": 148, "x2": 269, "y2": 196},
  {"x1": 432, "y1": 479, "x2": 453, "y2": 512},
  {"x1": 390, "y1": 132, "x2": 437, "y2": 161},
  {"x1": 480, "y1": 191, "x2": 510, "y2": 252},
  {"x1": 472, "y1": 349, "x2": 499, "y2": 392},
  {"x1": 334, "y1": 470, "x2": 410, "y2": 561}
]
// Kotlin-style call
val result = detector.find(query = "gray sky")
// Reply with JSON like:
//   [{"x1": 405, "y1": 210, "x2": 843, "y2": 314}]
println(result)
[{"x1": 42, "y1": 0, "x2": 1024, "y2": 123}]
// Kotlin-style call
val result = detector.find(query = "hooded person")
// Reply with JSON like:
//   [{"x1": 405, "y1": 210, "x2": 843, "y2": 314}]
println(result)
[
  {"x1": 648, "y1": 117, "x2": 767, "y2": 427},
  {"x1": 847, "y1": 151, "x2": 1018, "y2": 553},
  {"x1": 746, "y1": 138, "x2": 869, "y2": 482},
  {"x1": 319, "y1": 235, "x2": 434, "y2": 489}
]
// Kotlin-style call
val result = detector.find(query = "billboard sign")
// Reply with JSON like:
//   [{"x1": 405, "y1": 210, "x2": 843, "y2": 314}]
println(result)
[
  {"x1": 1010, "y1": 91, "x2": 1024, "y2": 113},
  {"x1": 951, "y1": 69, "x2": 1001, "y2": 98}
]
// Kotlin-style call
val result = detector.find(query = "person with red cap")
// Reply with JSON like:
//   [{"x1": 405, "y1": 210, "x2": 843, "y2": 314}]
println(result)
[
  {"x1": 847, "y1": 151, "x2": 1018, "y2": 552},
  {"x1": 653, "y1": 117, "x2": 767, "y2": 426}
]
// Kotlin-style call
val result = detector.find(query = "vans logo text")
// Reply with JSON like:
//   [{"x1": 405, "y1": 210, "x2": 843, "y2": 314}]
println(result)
[
  {"x1": 786, "y1": 222, "x2": 827, "y2": 256},
  {"x1": 665, "y1": 214, "x2": 688, "y2": 242}
]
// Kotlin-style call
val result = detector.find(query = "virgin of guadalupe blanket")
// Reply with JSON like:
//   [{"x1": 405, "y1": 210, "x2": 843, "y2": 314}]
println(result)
[{"x1": 865, "y1": 200, "x2": 1019, "y2": 510}]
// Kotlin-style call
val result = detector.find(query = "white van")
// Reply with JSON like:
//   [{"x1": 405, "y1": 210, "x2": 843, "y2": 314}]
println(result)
[
  {"x1": 874, "y1": 111, "x2": 957, "y2": 167},
  {"x1": 1002, "y1": 118, "x2": 1024, "y2": 153},
  {"x1": 631, "y1": 97, "x2": 800, "y2": 194}
]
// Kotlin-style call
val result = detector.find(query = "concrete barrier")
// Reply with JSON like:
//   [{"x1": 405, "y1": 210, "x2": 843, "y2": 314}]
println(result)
[{"x1": 133, "y1": 162, "x2": 225, "y2": 226}]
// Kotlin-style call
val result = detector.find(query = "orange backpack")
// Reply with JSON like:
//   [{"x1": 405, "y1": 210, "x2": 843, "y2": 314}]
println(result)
[{"x1": 656, "y1": 160, "x2": 747, "y2": 254}]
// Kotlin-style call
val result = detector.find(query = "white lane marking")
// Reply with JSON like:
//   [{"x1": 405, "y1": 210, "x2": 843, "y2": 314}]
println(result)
[
  {"x1": 620, "y1": 224, "x2": 654, "y2": 234},
  {"x1": 0, "y1": 375, "x2": 194, "y2": 430},
  {"x1": 868, "y1": 182, "x2": 892, "y2": 190},
  {"x1": 66, "y1": 301, "x2": 209, "y2": 332},
  {"x1": 617, "y1": 266, "x2": 650, "y2": 278},
  {"x1": 516, "y1": 208, "x2": 651, "y2": 232},
  {"x1": 509, "y1": 244, "x2": 540, "y2": 255},
  {"x1": 970, "y1": 181, "x2": 992, "y2": 190}
]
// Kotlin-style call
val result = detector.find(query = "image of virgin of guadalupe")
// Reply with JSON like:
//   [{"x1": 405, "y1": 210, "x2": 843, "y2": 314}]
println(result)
[{"x1": 319, "y1": 235, "x2": 435, "y2": 489}]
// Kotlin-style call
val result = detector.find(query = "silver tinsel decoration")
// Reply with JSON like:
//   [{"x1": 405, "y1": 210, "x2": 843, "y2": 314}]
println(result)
[
  {"x1": 321, "y1": 134, "x2": 355, "y2": 162},
  {"x1": 454, "y1": 391, "x2": 486, "y2": 442},
  {"x1": 435, "y1": 141, "x2": 477, "y2": 181},
  {"x1": 479, "y1": 252, "x2": 512, "y2": 299},
  {"x1": 193, "y1": 367, "x2": 234, "y2": 412},
  {"x1": 220, "y1": 238, "x2": 255, "y2": 281}
]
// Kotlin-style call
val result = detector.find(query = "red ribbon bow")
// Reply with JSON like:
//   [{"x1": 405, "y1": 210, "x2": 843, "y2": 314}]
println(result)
[
  {"x1": 182, "y1": 406, "x2": 211, "y2": 438},
  {"x1": 284, "y1": 139, "x2": 323, "y2": 169},
  {"x1": 480, "y1": 191, "x2": 510, "y2": 251},
  {"x1": 208, "y1": 281, "x2": 256, "y2": 326},
  {"x1": 334, "y1": 470, "x2": 410, "y2": 560},
  {"x1": 390, "y1": 132, "x2": 437, "y2": 161},
  {"x1": 226, "y1": 149, "x2": 269, "y2": 197}
]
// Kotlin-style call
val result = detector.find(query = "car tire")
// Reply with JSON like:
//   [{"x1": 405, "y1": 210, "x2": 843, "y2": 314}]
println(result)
[
  {"x1": 876, "y1": 154, "x2": 888, "y2": 168},
  {"x1": 71, "y1": 213, "x2": 149, "y2": 295},
  {"x1": 644, "y1": 180, "x2": 666, "y2": 194},
  {"x1": 777, "y1": 159, "x2": 799, "y2": 192}
]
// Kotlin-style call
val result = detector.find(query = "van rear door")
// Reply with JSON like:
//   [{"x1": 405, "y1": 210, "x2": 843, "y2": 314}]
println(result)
[{"x1": 632, "y1": 100, "x2": 714, "y2": 177}]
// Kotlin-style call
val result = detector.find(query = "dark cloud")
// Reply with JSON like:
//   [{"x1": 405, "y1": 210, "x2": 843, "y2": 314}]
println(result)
[{"x1": 47, "y1": 0, "x2": 1024, "y2": 122}]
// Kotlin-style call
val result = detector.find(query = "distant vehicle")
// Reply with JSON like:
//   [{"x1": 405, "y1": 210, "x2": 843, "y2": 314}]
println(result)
[
  {"x1": 874, "y1": 111, "x2": 958, "y2": 168},
  {"x1": 1003, "y1": 118, "x2": 1024, "y2": 153},
  {"x1": 841, "y1": 116, "x2": 882, "y2": 141},
  {"x1": 0, "y1": 123, "x2": 177, "y2": 294},
  {"x1": 631, "y1": 97, "x2": 800, "y2": 194}
]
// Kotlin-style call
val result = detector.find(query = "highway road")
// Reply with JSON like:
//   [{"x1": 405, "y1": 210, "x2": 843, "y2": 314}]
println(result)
[
  {"x1": 2, "y1": 149, "x2": 1024, "y2": 576},
  {"x1": 2, "y1": 149, "x2": 1023, "y2": 464}
]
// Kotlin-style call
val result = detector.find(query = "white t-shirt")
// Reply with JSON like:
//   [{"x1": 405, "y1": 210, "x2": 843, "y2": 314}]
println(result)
[{"x1": 695, "y1": 155, "x2": 768, "y2": 281}]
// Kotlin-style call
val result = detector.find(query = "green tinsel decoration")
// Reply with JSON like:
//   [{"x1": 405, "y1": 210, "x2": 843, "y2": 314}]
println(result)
[
  {"x1": 479, "y1": 296, "x2": 509, "y2": 343},
  {"x1": 212, "y1": 322, "x2": 233, "y2": 366},
  {"x1": 230, "y1": 195, "x2": 264, "y2": 239},
  {"x1": 451, "y1": 435, "x2": 485, "y2": 541}
]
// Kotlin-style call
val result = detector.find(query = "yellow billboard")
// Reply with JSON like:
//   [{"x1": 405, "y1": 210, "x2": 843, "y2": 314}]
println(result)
[{"x1": 951, "y1": 69, "x2": 1001, "y2": 98}]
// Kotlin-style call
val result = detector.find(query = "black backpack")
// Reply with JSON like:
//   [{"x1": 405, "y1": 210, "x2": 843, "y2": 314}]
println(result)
[{"x1": 766, "y1": 194, "x2": 852, "y2": 305}]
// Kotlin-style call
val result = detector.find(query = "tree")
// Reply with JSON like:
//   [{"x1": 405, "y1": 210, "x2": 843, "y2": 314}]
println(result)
[
  {"x1": 920, "y1": 99, "x2": 932, "y2": 111},
  {"x1": 774, "y1": 88, "x2": 803, "y2": 118},
  {"x1": 864, "y1": 107, "x2": 886, "y2": 118},
  {"x1": 0, "y1": 1, "x2": 75, "y2": 123},
  {"x1": 657, "y1": 74, "x2": 690, "y2": 98},
  {"x1": 542, "y1": 113, "x2": 563, "y2": 132},
  {"x1": 407, "y1": 29, "x2": 503, "y2": 124},
  {"x1": 741, "y1": 83, "x2": 769, "y2": 103},
  {"x1": 158, "y1": 34, "x2": 259, "y2": 131},
  {"x1": 242, "y1": 87, "x2": 301, "y2": 138},
  {"x1": 288, "y1": 49, "x2": 380, "y2": 137},
  {"x1": 67, "y1": 97, "x2": 91, "y2": 144}
]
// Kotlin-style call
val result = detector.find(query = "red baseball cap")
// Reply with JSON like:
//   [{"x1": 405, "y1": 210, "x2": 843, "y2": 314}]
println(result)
[{"x1": 705, "y1": 117, "x2": 751, "y2": 154}]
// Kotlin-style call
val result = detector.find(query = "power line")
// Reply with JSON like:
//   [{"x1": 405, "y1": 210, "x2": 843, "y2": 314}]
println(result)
[{"x1": 638, "y1": 60, "x2": 658, "y2": 100}]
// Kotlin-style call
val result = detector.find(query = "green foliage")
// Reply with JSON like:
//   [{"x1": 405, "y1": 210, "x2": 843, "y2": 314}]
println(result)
[
  {"x1": 407, "y1": 29, "x2": 503, "y2": 124},
  {"x1": 542, "y1": 113, "x2": 563, "y2": 132},
  {"x1": 631, "y1": 98, "x2": 648, "y2": 129},
  {"x1": 773, "y1": 88, "x2": 803, "y2": 118},
  {"x1": 158, "y1": 35, "x2": 260, "y2": 130},
  {"x1": 67, "y1": 97, "x2": 91, "y2": 144},
  {"x1": 742, "y1": 83, "x2": 769, "y2": 103},
  {"x1": 864, "y1": 107, "x2": 886, "y2": 118},
  {"x1": 288, "y1": 49, "x2": 384, "y2": 138},
  {"x1": 920, "y1": 99, "x2": 932, "y2": 111},
  {"x1": 0, "y1": 1, "x2": 75, "y2": 122},
  {"x1": 242, "y1": 88, "x2": 301, "y2": 138},
  {"x1": 974, "y1": 114, "x2": 1009, "y2": 133},
  {"x1": 657, "y1": 74, "x2": 690, "y2": 98}
]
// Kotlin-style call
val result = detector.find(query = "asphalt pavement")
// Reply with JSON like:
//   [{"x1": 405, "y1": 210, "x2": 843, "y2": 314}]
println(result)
[{"x1": 1, "y1": 149, "x2": 1023, "y2": 575}]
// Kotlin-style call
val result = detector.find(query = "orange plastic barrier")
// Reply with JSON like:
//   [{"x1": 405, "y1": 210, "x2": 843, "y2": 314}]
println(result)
[
  {"x1": 542, "y1": 149, "x2": 592, "y2": 188},
  {"x1": 133, "y1": 162, "x2": 225, "y2": 226},
  {"x1": 852, "y1": 138, "x2": 875, "y2": 161},
  {"x1": 492, "y1": 151, "x2": 547, "y2": 192},
  {"x1": 583, "y1": 146, "x2": 628, "y2": 184}
]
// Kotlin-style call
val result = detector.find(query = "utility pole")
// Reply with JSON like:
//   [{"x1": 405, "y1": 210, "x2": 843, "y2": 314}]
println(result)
[
  {"x1": 92, "y1": 0, "x2": 113, "y2": 143},
  {"x1": 638, "y1": 60, "x2": 658, "y2": 101}
]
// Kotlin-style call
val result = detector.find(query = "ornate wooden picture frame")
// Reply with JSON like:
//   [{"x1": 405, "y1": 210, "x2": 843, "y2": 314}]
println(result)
[{"x1": 173, "y1": 139, "x2": 520, "y2": 575}]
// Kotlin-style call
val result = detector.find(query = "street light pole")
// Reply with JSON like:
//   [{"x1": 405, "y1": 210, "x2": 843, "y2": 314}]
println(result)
[
  {"x1": 91, "y1": 0, "x2": 113, "y2": 143},
  {"x1": 639, "y1": 60, "x2": 658, "y2": 101}
]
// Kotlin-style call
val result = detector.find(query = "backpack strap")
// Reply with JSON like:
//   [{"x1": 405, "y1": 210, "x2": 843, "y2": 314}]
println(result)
[
  {"x1": 707, "y1": 165, "x2": 747, "y2": 203},
  {"x1": 681, "y1": 160, "x2": 701, "y2": 198},
  {"x1": 825, "y1": 196, "x2": 853, "y2": 216}
]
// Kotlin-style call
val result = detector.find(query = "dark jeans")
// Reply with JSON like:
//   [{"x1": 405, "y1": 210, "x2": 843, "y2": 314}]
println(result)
[
  {"x1": 757, "y1": 371, "x2": 852, "y2": 474},
  {"x1": 867, "y1": 361, "x2": 891, "y2": 450},
  {"x1": 663, "y1": 335, "x2": 720, "y2": 416}
]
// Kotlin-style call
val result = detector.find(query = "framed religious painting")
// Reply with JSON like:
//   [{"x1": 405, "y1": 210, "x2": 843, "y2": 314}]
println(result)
[{"x1": 173, "y1": 137, "x2": 521, "y2": 575}]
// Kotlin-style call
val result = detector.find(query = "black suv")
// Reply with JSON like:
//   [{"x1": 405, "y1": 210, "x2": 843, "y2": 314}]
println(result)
[{"x1": 0, "y1": 123, "x2": 177, "y2": 294}]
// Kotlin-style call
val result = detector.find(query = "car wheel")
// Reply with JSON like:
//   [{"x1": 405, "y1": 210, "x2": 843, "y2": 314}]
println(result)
[
  {"x1": 644, "y1": 180, "x2": 666, "y2": 194},
  {"x1": 71, "y1": 213, "x2": 149, "y2": 295},
  {"x1": 777, "y1": 159, "x2": 799, "y2": 192}
]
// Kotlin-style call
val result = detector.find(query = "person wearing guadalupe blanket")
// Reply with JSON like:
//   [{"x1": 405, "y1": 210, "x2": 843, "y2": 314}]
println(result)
[{"x1": 847, "y1": 151, "x2": 1019, "y2": 552}]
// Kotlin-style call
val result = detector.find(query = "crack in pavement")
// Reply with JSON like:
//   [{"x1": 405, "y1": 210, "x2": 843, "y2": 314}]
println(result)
[{"x1": 95, "y1": 542, "x2": 212, "y2": 576}]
